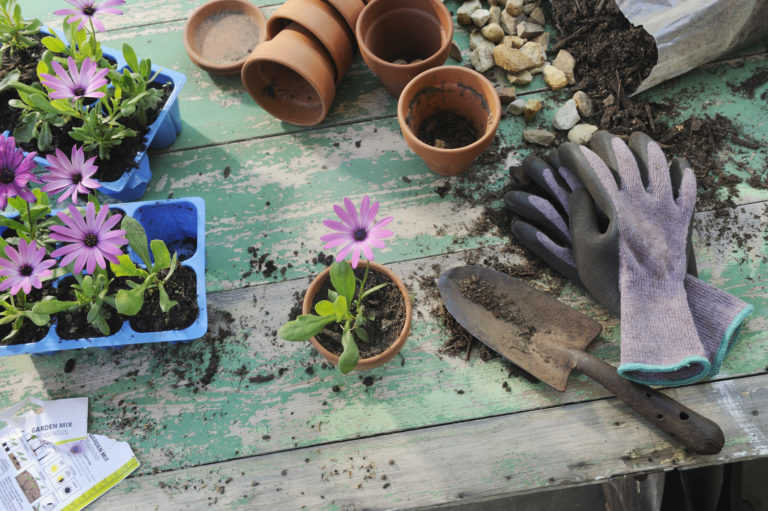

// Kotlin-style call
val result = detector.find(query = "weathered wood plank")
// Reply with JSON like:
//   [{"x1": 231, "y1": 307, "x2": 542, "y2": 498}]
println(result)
[
  {"x1": 89, "y1": 374, "x2": 768, "y2": 510},
  {"x1": 0, "y1": 202, "x2": 764, "y2": 478}
]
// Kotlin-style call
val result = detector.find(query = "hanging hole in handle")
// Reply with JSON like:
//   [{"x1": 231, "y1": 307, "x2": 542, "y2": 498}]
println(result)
[
  {"x1": 645, "y1": 392, "x2": 652, "y2": 398},
  {"x1": 656, "y1": 414, "x2": 664, "y2": 420},
  {"x1": 680, "y1": 412, "x2": 689, "y2": 421}
]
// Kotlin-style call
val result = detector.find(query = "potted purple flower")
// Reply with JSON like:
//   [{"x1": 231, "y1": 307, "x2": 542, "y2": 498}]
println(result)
[
  {"x1": 1, "y1": 0, "x2": 186, "y2": 201},
  {"x1": 0, "y1": 133, "x2": 203, "y2": 347},
  {"x1": 278, "y1": 196, "x2": 413, "y2": 374}
]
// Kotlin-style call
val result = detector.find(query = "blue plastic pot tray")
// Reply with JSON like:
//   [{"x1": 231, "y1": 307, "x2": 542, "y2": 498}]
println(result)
[
  {"x1": 0, "y1": 197, "x2": 207, "y2": 356},
  {"x1": 18, "y1": 30, "x2": 187, "y2": 202}
]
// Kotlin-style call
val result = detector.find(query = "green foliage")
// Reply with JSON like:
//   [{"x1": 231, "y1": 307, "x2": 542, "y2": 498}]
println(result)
[
  {"x1": 278, "y1": 261, "x2": 390, "y2": 374},
  {"x1": 105, "y1": 44, "x2": 162, "y2": 128},
  {"x1": 0, "y1": 292, "x2": 51, "y2": 342},
  {"x1": 111, "y1": 216, "x2": 179, "y2": 316},
  {"x1": 0, "y1": 0, "x2": 41, "y2": 56},
  {"x1": 2, "y1": 190, "x2": 57, "y2": 249},
  {"x1": 9, "y1": 81, "x2": 69, "y2": 153},
  {"x1": 68, "y1": 106, "x2": 137, "y2": 161},
  {"x1": 39, "y1": 18, "x2": 106, "y2": 67}
]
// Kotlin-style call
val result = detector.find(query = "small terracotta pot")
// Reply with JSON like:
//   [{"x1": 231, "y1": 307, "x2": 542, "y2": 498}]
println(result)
[
  {"x1": 241, "y1": 24, "x2": 336, "y2": 126},
  {"x1": 397, "y1": 66, "x2": 501, "y2": 176},
  {"x1": 266, "y1": 0, "x2": 353, "y2": 84},
  {"x1": 324, "y1": 0, "x2": 365, "y2": 37},
  {"x1": 355, "y1": 0, "x2": 453, "y2": 96},
  {"x1": 302, "y1": 261, "x2": 413, "y2": 372},
  {"x1": 183, "y1": 0, "x2": 266, "y2": 75}
]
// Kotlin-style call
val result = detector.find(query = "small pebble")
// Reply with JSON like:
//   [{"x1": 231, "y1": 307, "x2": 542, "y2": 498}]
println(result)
[
  {"x1": 519, "y1": 41, "x2": 544, "y2": 66},
  {"x1": 506, "y1": 98, "x2": 526, "y2": 116},
  {"x1": 489, "y1": 5, "x2": 501, "y2": 24},
  {"x1": 573, "y1": 91, "x2": 594, "y2": 117},
  {"x1": 457, "y1": 0, "x2": 482, "y2": 25},
  {"x1": 493, "y1": 46, "x2": 535, "y2": 72},
  {"x1": 507, "y1": 70, "x2": 533, "y2": 85},
  {"x1": 543, "y1": 64, "x2": 568, "y2": 90},
  {"x1": 523, "y1": 98, "x2": 543, "y2": 121},
  {"x1": 449, "y1": 41, "x2": 463, "y2": 61},
  {"x1": 505, "y1": 0, "x2": 523, "y2": 16},
  {"x1": 471, "y1": 8, "x2": 490, "y2": 28},
  {"x1": 523, "y1": 128, "x2": 556, "y2": 147},
  {"x1": 568, "y1": 123, "x2": 598, "y2": 144},
  {"x1": 517, "y1": 21, "x2": 544, "y2": 38},
  {"x1": 503, "y1": 35, "x2": 526, "y2": 48},
  {"x1": 529, "y1": 6, "x2": 546, "y2": 25},
  {"x1": 481, "y1": 22, "x2": 505, "y2": 43},
  {"x1": 552, "y1": 99, "x2": 580, "y2": 131},
  {"x1": 495, "y1": 86, "x2": 516, "y2": 104},
  {"x1": 500, "y1": 10, "x2": 517, "y2": 34},
  {"x1": 553, "y1": 49, "x2": 576, "y2": 85}
]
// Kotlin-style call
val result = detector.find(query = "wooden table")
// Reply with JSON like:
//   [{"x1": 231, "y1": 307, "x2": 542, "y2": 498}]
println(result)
[{"x1": 12, "y1": 1, "x2": 768, "y2": 509}]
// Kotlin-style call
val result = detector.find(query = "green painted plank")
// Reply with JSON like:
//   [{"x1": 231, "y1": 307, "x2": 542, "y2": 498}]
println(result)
[
  {"x1": 25, "y1": 0, "x2": 281, "y2": 31},
  {"x1": 0, "y1": 203, "x2": 764, "y2": 478}
]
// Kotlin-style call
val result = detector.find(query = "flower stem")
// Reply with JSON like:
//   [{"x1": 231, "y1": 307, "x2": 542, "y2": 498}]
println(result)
[
  {"x1": 25, "y1": 201, "x2": 35, "y2": 241},
  {"x1": 355, "y1": 260, "x2": 371, "y2": 310}
]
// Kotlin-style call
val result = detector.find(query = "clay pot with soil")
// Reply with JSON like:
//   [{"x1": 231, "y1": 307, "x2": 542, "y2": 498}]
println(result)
[
  {"x1": 184, "y1": 0, "x2": 267, "y2": 76},
  {"x1": 356, "y1": 0, "x2": 453, "y2": 96},
  {"x1": 241, "y1": 23, "x2": 336, "y2": 126},
  {"x1": 397, "y1": 66, "x2": 501, "y2": 176},
  {"x1": 266, "y1": 0, "x2": 354, "y2": 84},
  {"x1": 302, "y1": 262, "x2": 412, "y2": 372}
]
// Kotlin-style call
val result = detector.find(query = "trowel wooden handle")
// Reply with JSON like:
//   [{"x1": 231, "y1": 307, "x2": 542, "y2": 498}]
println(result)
[{"x1": 571, "y1": 350, "x2": 724, "y2": 455}]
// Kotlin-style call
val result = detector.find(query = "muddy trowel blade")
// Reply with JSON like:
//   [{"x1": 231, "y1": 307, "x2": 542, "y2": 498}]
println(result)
[{"x1": 438, "y1": 265, "x2": 602, "y2": 391}]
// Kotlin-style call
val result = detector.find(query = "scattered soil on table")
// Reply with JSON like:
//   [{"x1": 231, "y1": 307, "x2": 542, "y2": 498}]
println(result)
[
  {"x1": 242, "y1": 245, "x2": 290, "y2": 280},
  {"x1": 129, "y1": 266, "x2": 199, "y2": 332},
  {"x1": 730, "y1": 67, "x2": 768, "y2": 98},
  {"x1": 312, "y1": 267, "x2": 406, "y2": 360},
  {"x1": 0, "y1": 35, "x2": 45, "y2": 134},
  {"x1": 54, "y1": 276, "x2": 126, "y2": 339},
  {"x1": 418, "y1": 111, "x2": 478, "y2": 149},
  {"x1": 0, "y1": 282, "x2": 54, "y2": 345}
]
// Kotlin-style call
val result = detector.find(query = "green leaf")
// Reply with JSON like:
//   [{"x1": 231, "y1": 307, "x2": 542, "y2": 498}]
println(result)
[
  {"x1": 40, "y1": 36, "x2": 66, "y2": 53},
  {"x1": 360, "y1": 282, "x2": 389, "y2": 302},
  {"x1": 22, "y1": 311, "x2": 50, "y2": 327},
  {"x1": 92, "y1": 314, "x2": 110, "y2": 335},
  {"x1": 0, "y1": 217, "x2": 27, "y2": 234},
  {"x1": 123, "y1": 43, "x2": 139, "y2": 73},
  {"x1": 327, "y1": 289, "x2": 338, "y2": 302},
  {"x1": 332, "y1": 295, "x2": 349, "y2": 322},
  {"x1": 115, "y1": 284, "x2": 146, "y2": 316},
  {"x1": 0, "y1": 70, "x2": 19, "y2": 93},
  {"x1": 314, "y1": 300, "x2": 334, "y2": 317},
  {"x1": 80, "y1": 276, "x2": 95, "y2": 297},
  {"x1": 354, "y1": 326, "x2": 369, "y2": 342},
  {"x1": 11, "y1": 115, "x2": 35, "y2": 142},
  {"x1": 32, "y1": 299, "x2": 78, "y2": 314},
  {"x1": 150, "y1": 239, "x2": 171, "y2": 272},
  {"x1": 121, "y1": 216, "x2": 151, "y2": 268},
  {"x1": 110, "y1": 254, "x2": 145, "y2": 277},
  {"x1": 157, "y1": 283, "x2": 177, "y2": 313},
  {"x1": 337, "y1": 329, "x2": 359, "y2": 374},
  {"x1": 37, "y1": 122, "x2": 52, "y2": 152},
  {"x1": 278, "y1": 314, "x2": 336, "y2": 342},
  {"x1": 330, "y1": 261, "x2": 355, "y2": 305}
]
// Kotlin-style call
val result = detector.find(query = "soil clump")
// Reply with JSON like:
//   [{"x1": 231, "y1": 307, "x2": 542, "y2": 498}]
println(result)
[{"x1": 418, "y1": 111, "x2": 478, "y2": 149}]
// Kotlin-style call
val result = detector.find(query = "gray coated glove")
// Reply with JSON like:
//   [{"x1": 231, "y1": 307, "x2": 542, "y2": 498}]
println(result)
[{"x1": 507, "y1": 134, "x2": 752, "y2": 385}]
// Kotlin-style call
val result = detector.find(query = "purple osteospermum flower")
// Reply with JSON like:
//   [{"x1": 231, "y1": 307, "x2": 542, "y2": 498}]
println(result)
[
  {"x1": 50, "y1": 202, "x2": 128, "y2": 274},
  {"x1": 40, "y1": 57, "x2": 108, "y2": 101},
  {"x1": 54, "y1": 0, "x2": 125, "y2": 32},
  {"x1": 43, "y1": 145, "x2": 100, "y2": 204},
  {"x1": 321, "y1": 196, "x2": 394, "y2": 269},
  {"x1": 0, "y1": 134, "x2": 39, "y2": 210},
  {"x1": 0, "y1": 240, "x2": 56, "y2": 296}
]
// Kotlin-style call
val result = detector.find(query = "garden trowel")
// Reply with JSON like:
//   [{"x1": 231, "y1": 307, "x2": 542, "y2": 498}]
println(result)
[{"x1": 438, "y1": 265, "x2": 724, "y2": 455}]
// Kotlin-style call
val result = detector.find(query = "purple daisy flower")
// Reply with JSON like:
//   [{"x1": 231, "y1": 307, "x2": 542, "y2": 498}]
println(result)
[
  {"x1": 0, "y1": 134, "x2": 39, "y2": 210},
  {"x1": 40, "y1": 57, "x2": 108, "y2": 101},
  {"x1": 321, "y1": 196, "x2": 393, "y2": 269},
  {"x1": 0, "y1": 240, "x2": 56, "y2": 296},
  {"x1": 54, "y1": 0, "x2": 125, "y2": 32},
  {"x1": 50, "y1": 202, "x2": 128, "y2": 274},
  {"x1": 43, "y1": 145, "x2": 100, "y2": 204}
]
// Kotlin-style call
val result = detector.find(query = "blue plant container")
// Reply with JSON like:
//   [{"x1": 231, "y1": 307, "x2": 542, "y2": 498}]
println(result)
[
  {"x1": 8, "y1": 30, "x2": 186, "y2": 201},
  {"x1": 0, "y1": 197, "x2": 207, "y2": 356}
]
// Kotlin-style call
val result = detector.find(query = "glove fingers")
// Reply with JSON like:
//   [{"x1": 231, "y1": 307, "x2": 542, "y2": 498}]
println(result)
[
  {"x1": 628, "y1": 132, "x2": 672, "y2": 199},
  {"x1": 559, "y1": 141, "x2": 618, "y2": 221},
  {"x1": 590, "y1": 131, "x2": 645, "y2": 192},
  {"x1": 522, "y1": 155, "x2": 571, "y2": 213},
  {"x1": 504, "y1": 191, "x2": 571, "y2": 245},
  {"x1": 670, "y1": 158, "x2": 699, "y2": 276},
  {"x1": 510, "y1": 220, "x2": 580, "y2": 285}
]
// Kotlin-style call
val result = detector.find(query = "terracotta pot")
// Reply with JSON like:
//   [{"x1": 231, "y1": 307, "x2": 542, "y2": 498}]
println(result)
[
  {"x1": 324, "y1": 0, "x2": 365, "y2": 37},
  {"x1": 302, "y1": 261, "x2": 412, "y2": 372},
  {"x1": 397, "y1": 66, "x2": 501, "y2": 176},
  {"x1": 183, "y1": 0, "x2": 266, "y2": 75},
  {"x1": 355, "y1": 0, "x2": 453, "y2": 96},
  {"x1": 266, "y1": 0, "x2": 353, "y2": 84},
  {"x1": 241, "y1": 24, "x2": 336, "y2": 126}
]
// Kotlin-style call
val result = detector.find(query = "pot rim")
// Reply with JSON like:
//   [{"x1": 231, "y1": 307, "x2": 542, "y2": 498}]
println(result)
[
  {"x1": 183, "y1": 0, "x2": 267, "y2": 75},
  {"x1": 354, "y1": 0, "x2": 454, "y2": 71},
  {"x1": 397, "y1": 65, "x2": 501, "y2": 154},
  {"x1": 302, "y1": 261, "x2": 413, "y2": 370}
]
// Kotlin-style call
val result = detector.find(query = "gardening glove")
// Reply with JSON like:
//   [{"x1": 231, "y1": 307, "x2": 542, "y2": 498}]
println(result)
[{"x1": 504, "y1": 151, "x2": 752, "y2": 382}]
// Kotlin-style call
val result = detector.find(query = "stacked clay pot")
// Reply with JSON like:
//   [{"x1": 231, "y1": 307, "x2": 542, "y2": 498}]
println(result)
[{"x1": 241, "y1": 0, "x2": 364, "y2": 126}]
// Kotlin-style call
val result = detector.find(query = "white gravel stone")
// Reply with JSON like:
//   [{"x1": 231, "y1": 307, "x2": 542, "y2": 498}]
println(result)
[
  {"x1": 523, "y1": 129, "x2": 556, "y2": 146},
  {"x1": 568, "y1": 123, "x2": 598, "y2": 144},
  {"x1": 481, "y1": 23, "x2": 505, "y2": 43},
  {"x1": 543, "y1": 64, "x2": 568, "y2": 89},
  {"x1": 552, "y1": 99, "x2": 580, "y2": 131},
  {"x1": 573, "y1": 91, "x2": 594, "y2": 117},
  {"x1": 506, "y1": 98, "x2": 527, "y2": 115},
  {"x1": 457, "y1": 0, "x2": 482, "y2": 25},
  {"x1": 471, "y1": 8, "x2": 491, "y2": 27}
]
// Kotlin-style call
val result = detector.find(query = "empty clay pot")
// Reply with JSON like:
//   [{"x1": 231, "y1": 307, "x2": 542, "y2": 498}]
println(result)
[
  {"x1": 241, "y1": 23, "x2": 336, "y2": 126},
  {"x1": 183, "y1": 0, "x2": 266, "y2": 75},
  {"x1": 397, "y1": 66, "x2": 501, "y2": 176},
  {"x1": 266, "y1": 0, "x2": 353, "y2": 84},
  {"x1": 356, "y1": 0, "x2": 453, "y2": 96},
  {"x1": 303, "y1": 261, "x2": 412, "y2": 372}
]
